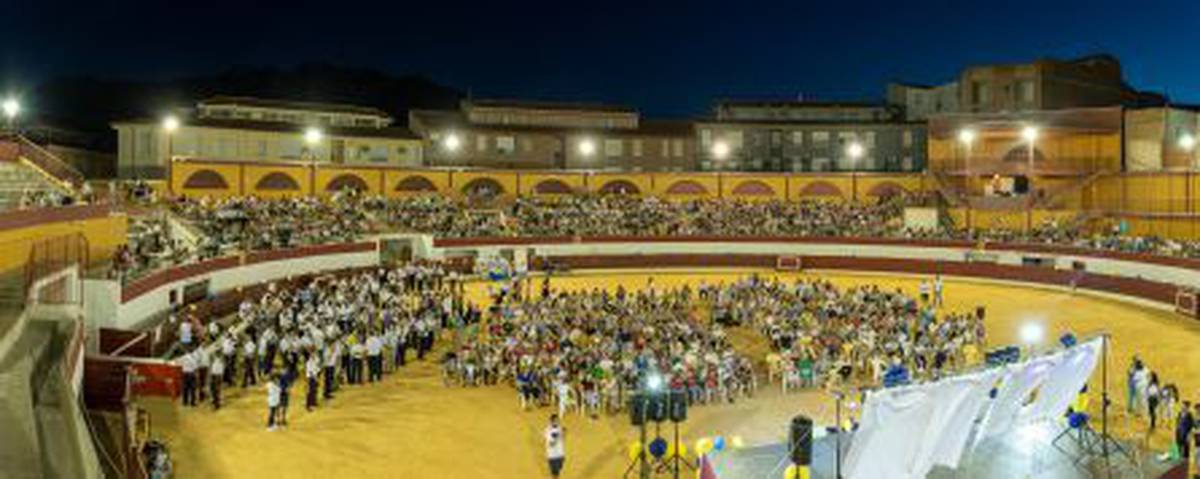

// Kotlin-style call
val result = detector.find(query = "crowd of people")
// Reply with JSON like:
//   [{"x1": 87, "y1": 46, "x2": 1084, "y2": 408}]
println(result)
[
  {"x1": 1127, "y1": 354, "x2": 1200, "y2": 470},
  {"x1": 169, "y1": 193, "x2": 375, "y2": 256},
  {"x1": 174, "y1": 262, "x2": 465, "y2": 430},
  {"x1": 446, "y1": 276, "x2": 756, "y2": 419},
  {"x1": 111, "y1": 215, "x2": 193, "y2": 282}
]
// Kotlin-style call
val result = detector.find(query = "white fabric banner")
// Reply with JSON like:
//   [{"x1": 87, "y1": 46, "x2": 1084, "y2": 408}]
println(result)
[
  {"x1": 1021, "y1": 338, "x2": 1102, "y2": 426},
  {"x1": 927, "y1": 368, "x2": 1005, "y2": 469},
  {"x1": 975, "y1": 355, "x2": 1060, "y2": 444},
  {"x1": 844, "y1": 378, "x2": 979, "y2": 479}
]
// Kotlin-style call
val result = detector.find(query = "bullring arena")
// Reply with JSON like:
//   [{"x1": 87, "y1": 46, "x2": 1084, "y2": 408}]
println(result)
[{"x1": 6, "y1": 138, "x2": 1200, "y2": 479}]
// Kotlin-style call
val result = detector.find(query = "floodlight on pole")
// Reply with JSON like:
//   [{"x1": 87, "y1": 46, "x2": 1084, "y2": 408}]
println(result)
[
  {"x1": 442, "y1": 133, "x2": 461, "y2": 152},
  {"x1": 958, "y1": 129, "x2": 976, "y2": 145},
  {"x1": 1179, "y1": 133, "x2": 1196, "y2": 151},
  {"x1": 2, "y1": 98, "x2": 19, "y2": 120},
  {"x1": 846, "y1": 141, "x2": 865, "y2": 160},
  {"x1": 304, "y1": 127, "x2": 323, "y2": 145},
  {"x1": 578, "y1": 139, "x2": 596, "y2": 157},
  {"x1": 162, "y1": 115, "x2": 180, "y2": 133},
  {"x1": 711, "y1": 140, "x2": 730, "y2": 160},
  {"x1": 1021, "y1": 126, "x2": 1039, "y2": 142}
]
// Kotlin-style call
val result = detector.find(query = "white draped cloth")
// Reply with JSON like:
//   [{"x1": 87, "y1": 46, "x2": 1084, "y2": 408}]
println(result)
[
  {"x1": 975, "y1": 355, "x2": 1059, "y2": 445},
  {"x1": 1021, "y1": 338, "x2": 1102, "y2": 426},
  {"x1": 927, "y1": 368, "x2": 1005, "y2": 470},
  {"x1": 844, "y1": 378, "x2": 979, "y2": 479}
]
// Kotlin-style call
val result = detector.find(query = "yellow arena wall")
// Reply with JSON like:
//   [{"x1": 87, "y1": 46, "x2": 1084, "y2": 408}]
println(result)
[{"x1": 0, "y1": 208, "x2": 127, "y2": 277}]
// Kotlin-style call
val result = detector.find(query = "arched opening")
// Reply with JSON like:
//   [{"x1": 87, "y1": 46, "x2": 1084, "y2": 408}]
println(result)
[
  {"x1": 798, "y1": 181, "x2": 843, "y2": 198},
  {"x1": 325, "y1": 173, "x2": 369, "y2": 193},
  {"x1": 461, "y1": 177, "x2": 505, "y2": 198},
  {"x1": 255, "y1": 172, "x2": 301, "y2": 191},
  {"x1": 867, "y1": 181, "x2": 909, "y2": 199},
  {"x1": 598, "y1": 179, "x2": 640, "y2": 195},
  {"x1": 731, "y1": 179, "x2": 775, "y2": 196},
  {"x1": 395, "y1": 175, "x2": 438, "y2": 193},
  {"x1": 665, "y1": 180, "x2": 708, "y2": 195},
  {"x1": 533, "y1": 179, "x2": 574, "y2": 195},
  {"x1": 182, "y1": 169, "x2": 229, "y2": 189}
]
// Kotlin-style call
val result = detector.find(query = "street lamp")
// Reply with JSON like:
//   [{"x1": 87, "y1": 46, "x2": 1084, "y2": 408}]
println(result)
[
  {"x1": 304, "y1": 127, "x2": 323, "y2": 161},
  {"x1": 578, "y1": 139, "x2": 596, "y2": 157},
  {"x1": 1180, "y1": 133, "x2": 1197, "y2": 169},
  {"x1": 846, "y1": 141, "x2": 864, "y2": 171},
  {"x1": 1021, "y1": 126, "x2": 1039, "y2": 177},
  {"x1": 162, "y1": 115, "x2": 180, "y2": 163},
  {"x1": 442, "y1": 133, "x2": 461, "y2": 152},
  {"x1": 2, "y1": 98, "x2": 20, "y2": 130},
  {"x1": 711, "y1": 140, "x2": 730, "y2": 160}
]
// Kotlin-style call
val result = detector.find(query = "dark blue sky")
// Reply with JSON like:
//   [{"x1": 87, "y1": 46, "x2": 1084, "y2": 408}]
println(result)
[{"x1": 3, "y1": 0, "x2": 1200, "y2": 117}]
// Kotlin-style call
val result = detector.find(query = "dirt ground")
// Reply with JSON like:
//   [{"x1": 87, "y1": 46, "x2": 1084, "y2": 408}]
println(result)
[{"x1": 141, "y1": 269, "x2": 1200, "y2": 478}]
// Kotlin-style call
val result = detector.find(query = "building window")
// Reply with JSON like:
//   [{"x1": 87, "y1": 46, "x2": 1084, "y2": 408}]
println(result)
[
  {"x1": 521, "y1": 138, "x2": 533, "y2": 153},
  {"x1": 902, "y1": 130, "x2": 913, "y2": 148},
  {"x1": 812, "y1": 131, "x2": 830, "y2": 145},
  {"x1": 604, "y1": 139, "x2": 623, "y2": 157},
  {"x1": 661, "y1": 140, "x2": 670, "y2": 157},
  {"x1": 632, "y1": 140, "x2": 643, "y2": 157},
  {"x1": 791, "y1": 131, "x2": 804, "y2": 146},
  {"x1": 396, "y1": 145, "x2": 409, "y2": 157},
  {"x1": 1019, "y1": 80, "x2": 1035, "y2": 104},
  {"x1": 672, "y1": 140, "x2": 684, "y2": 157},
  {"x1": 496, "y1": 136, "x2": 516, "y2": 155},
  {"x1": 477, "y1": 135, "x2": 488, "y2": 153},
  {"x1": 700, "y1": 129, "x2": 712, "y2": 147},
  {"x1": 972, "y1": 81, "x2": 990, "y2": 106}
]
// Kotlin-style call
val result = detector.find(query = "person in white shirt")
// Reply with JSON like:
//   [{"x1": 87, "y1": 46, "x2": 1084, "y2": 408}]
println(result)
[
  {"x1": 209, "y1": 353, "x2": 225, "y2": 410},
  {"x1": 545, "y1": 414, "x2": 566, "y2": 478},
  {"x1": 366, "y1": 332, "x2": 383, "y2": 382},
  {"x1": 323, "y1": 344, "x2": 338, "y2": 400},
  {"x1": 242, "y1": 338, "x2": 258, "y2": 387},
  {"x1": 933, "y1": 274, "x2": 945, "y2": 306},
  {"x1": 179, "y1": 349, "x2": 198, "y2": 407},
  {"x1": 305, "y1": 352, "x2": 321, "y2": 411},
  {"x1": 221, "y1": 335, "x2": 237, "y2": 386},
  {"x1": 266, "y1": 374, "x2": 281, "y2": 431},
  {"x1": 179, "y1": 320, "x2": 193, "y2": 347}
]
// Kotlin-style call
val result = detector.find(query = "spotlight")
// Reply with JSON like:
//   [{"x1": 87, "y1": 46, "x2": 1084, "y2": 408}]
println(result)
[
  {"x1": 711, "y1": 141, "x2": 730, "y2": 159},
  {"x1": 1179, "y1": 134, "x2": 1196, "y2": 151},
  {"x1": 2, "y1": 98, "x2": 21, "y2": 119},
  {"x1": 846, "y1": 141, "x2": 864, "y2": 159},
  {"x1": 442, "y1": 133, "x2": 461, "y2": 152},
  {"x1": 304, "y1": 127, "x2": 323, "y2": 145},
  {"x1": 958, "y1": 129, "x2": 975, "y2": 145},
  {"x1": 162, "y1": 115, "x2": 180, "y2": 132},
  {"x1": 578, "y1": 139, "x2": 596, "y2": 156},
  {"x1": 1021, "y1": 126, "x2": 1039, "y2": 142}
]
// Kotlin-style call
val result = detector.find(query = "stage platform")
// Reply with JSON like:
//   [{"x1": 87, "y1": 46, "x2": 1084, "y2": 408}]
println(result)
[{"x1": 712, "y1": 423, "x2": 1185, "y2": 479}]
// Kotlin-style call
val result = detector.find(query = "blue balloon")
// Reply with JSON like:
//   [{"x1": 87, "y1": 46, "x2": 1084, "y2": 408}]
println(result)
[
  {"x1": 648, "y1": 438, "x2": 668, "y2": 458},
  {"x1": 713, "y1": 436, "x2": 726, "y2": 451}
]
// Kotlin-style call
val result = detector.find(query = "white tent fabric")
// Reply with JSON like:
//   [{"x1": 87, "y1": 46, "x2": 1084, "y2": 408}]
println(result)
[
  {"x1": 1021, "y1": 338, "x2": 1102, "y2": 426},
  {"x1": 927, "y1": 368, "x2": 1005, "y2": 469},
  {"x1": 844, "y1": 378, "x2": 979, "y2": 479},
  {"x1": 974, "y1": 355, "x2": 1060, "y2": 444}
]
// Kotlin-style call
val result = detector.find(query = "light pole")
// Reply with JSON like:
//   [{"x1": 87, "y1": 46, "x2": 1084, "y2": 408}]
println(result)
[
  {"x1": 958, "y1": 129, "x2": 976, "y2": 195},
  {"x1": 2, "y1": 98, "x2": 20, "y2": 132},
  {"x1": 162, "y1": 115, "x2": 179, "y2": 162},
  {"x1": 711, "y1": 140, "x2": 730, "y2": 170},
  {"x1": 1179, "y1": 133, "x2": 1196, "y2": 169},
  {"x1": 1021, "y1": 126, "x2": 1039, "y2": 178},
  {"x1": 304, "y1": 127, "x2": 323, "y2": 161},
  {"x1": 845, "y1": 141, "x2": 864, "y2": 171}
]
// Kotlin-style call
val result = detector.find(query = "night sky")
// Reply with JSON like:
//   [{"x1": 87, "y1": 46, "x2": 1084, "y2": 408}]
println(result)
[{"x1": 3, "y1": 0, "x2": 1200, "y2": 117}]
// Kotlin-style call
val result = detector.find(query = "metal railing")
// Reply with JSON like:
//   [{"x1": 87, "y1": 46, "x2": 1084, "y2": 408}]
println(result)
[{"x1": 0, "y1": 133, "x2": 86, "y2": 188}]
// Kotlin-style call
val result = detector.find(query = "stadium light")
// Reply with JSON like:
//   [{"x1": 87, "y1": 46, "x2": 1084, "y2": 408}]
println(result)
[
  {"x1": 162, "y1": 115, "x2": 180, "y2": 133},
  {"x1": 442, "y1": 133, "x2": 461, "y2": 152},
  {"x1": 578, "y1": 139, "x2": 596, "y2": 157},
  {"x1": 957, "y1": 129, "x2": 976, "y2": 145},
  {"x1": 1179, "y1": 133, "x2": 1196, "y2": 151},
  {"x1": 1, "y1": 98, "x2": 19, "y2": 120},
  {"x1": 304, "y1": 127, "x2": 323, "y2": 145},
  {"x1": 711, "y1": 140, "x2": 730, "y2": 160},
  {"x1": 1019, "y1": 321, "x2": 1045, "y2": 345},
  {"x1": 1021, "y1": 126, "x2": 1039, "y2": 142},
  {"x1": 846, "y1": 141, "x2": 865, "y2": 160}
]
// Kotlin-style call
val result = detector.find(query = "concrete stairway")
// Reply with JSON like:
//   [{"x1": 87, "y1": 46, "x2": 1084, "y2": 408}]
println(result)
[{"x1": 0, "y1": 161, "x2": 67, "y2": 211}]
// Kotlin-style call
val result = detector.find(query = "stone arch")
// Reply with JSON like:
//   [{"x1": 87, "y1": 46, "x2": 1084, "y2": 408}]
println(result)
[
  {"x1": 798, "y1": 181, "x2": 843, "y2": 198},
  {"x1": 731, "y1": 179, "x2": 775, "y2": 196},
  {"x1": 395, "y1": 175, "x2": 438, "y2": 193},
  {"x1": 255, "y1": 172, "x2": 301, "y2": 191},
  {"x1": 598, "y1": 179, "x2": 640, "y2": 195},
  {"x1": 665, "y1": 180, "x2": 708, "y2": 195},
  {"x1": 1002, "y1": 145, "x2": 1047, "y2": 165},
  {"x1": 867, "y1": 181, "x2": 909, "y2": 198},
  {"x1": 325, "y1": 173, "x2": 369, "y2": 192},
  {"x1": 461, "y1": 177, "x2": 505, "y2": 197},
  {"x1": 182, "y1": 169, "x2": 229, "y2": 189},
  {"x1": 533, "y1": 179, "x2": 573, "y2": 195}
]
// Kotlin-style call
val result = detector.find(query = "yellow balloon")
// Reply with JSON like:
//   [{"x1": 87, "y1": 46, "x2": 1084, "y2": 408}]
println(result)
[
  {"x1": 667, "y1": 441, "x2": 688, "y2": 458},
  {"x1": 784, "y1": 465, "x2": 797, "y2": 479},
  {"x1": 731, "y1": 436, "x2": 745, "y2": 449},
  {"x1": 628, "y1": 441, "x2": 644, "y2": 461},
  {"x1": 695, "y1": 438, "x2": 714, "y2": 456},
  {"x1": 799, "y1": 466, "x2": 811, "y2": 479},
  {"x1": 783, "y1": 465, "x2": 811, "y2": 479}
]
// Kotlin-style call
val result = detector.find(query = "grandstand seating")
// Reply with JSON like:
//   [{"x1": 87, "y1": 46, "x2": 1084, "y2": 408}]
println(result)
[{"x1": 0, "y1": 160, "x2": 69, "y2": 211}]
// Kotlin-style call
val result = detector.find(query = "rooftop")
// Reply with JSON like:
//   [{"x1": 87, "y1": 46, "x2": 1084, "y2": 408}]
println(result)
[
  {"x1": 199, "y1": 96, "x2": 391, "y2": 118},
  {"x1": 464, "y1": 98, "x2": 636, "y2": 113}
]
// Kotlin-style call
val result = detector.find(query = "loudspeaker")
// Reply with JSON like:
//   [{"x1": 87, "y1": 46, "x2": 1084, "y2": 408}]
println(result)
[
  {"x1": 668, "y1": 390, "x2": 688, "y2": 423},
  {"x1": 629, "y1": 393, "x2": 647, "y2": 426},
  {"x1": 789, "y1": 415, "x2": 813, "y2": 465},
  {"x1": 648, "y1": 393, "x2": 668, "y2": 423}
]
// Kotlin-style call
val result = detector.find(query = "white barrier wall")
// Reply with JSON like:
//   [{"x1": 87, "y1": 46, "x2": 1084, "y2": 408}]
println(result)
[
  {"x1": 438, "y1": 240, "x2": 1200, "y2": 290},
  {"x1": 90, "y1": 248, "x2": 380, "y2": 330}
]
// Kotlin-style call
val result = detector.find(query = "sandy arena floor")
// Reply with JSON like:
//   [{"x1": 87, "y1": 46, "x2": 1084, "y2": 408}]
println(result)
[{"x1": 141, "y1": 269, "x2": 1200, "y2": 478}]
